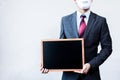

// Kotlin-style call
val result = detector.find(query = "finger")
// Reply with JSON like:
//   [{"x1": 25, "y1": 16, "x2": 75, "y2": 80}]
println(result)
[
  {"x1": 80, "y1": 66, "x2": 85, "y2": 73},
  {"x1": 74, "y1": 70, "x2": 81, "y2": 73},
  {"x1": 40, "y1": 67, "x2": 42, "y2": 71},
  {"x1": 41, "y1": 68, "x2": 44, "y2": 73},
  {"x1": 83, "y1": 65, "x2": 89, "y2": 74},
  {"x1": 40, "y1": 63, "x2": 44, "y2": 72},
  {"x1": 44, "y1": 69, "x2": 47, "y2": 73},
  {"x1": 83, "y1": 68, "x2": 88, "y2": 74},
  {"x1": 45, "y1": 68, "x2": 49, "y2": 73},
  {"x1": 80, "y1": 65, "x2": 87, "y2": 74},
  {"x1": 41, "y1": 68, "x2": 49, "y2": 74},
  {"x1": 80, "y1": 69, "x2": 83, "y2": 73}
]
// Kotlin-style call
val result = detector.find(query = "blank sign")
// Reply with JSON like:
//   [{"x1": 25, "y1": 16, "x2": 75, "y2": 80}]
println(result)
[{"x1": 41, "y1": 38, "x2": 85, "y2": 71}]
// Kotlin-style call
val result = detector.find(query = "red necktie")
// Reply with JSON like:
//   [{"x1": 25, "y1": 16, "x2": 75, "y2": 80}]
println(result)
[{"x1": 78, "y1": 15, "x2": 86, "y2": 38}]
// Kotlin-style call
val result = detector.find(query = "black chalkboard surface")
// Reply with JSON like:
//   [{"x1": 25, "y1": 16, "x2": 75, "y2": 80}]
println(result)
[{"x1": 41, "y1": 38, "x2": 85, "y2": 71}]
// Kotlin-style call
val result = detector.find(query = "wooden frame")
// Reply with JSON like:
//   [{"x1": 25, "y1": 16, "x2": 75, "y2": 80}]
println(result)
[{"x1": 41, "y1": 38, "x2": 85, "y2": 72}]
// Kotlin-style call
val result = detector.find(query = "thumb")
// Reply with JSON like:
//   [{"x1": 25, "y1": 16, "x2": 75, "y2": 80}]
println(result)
[{"x1": 80, "y1": 64, "x2": 87, "y2": 73}]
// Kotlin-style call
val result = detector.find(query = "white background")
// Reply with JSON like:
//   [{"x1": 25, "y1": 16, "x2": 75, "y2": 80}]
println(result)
[{"x1": 0, "y1": 0, "x2": 120, "y2": 80}]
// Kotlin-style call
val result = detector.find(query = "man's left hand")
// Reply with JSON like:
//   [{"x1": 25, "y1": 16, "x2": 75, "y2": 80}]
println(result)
[{"x1": 74, "y1": 63, "x2": 91, "y2": 74}]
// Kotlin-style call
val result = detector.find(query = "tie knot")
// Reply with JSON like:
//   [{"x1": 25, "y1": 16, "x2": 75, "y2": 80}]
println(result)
[{"x1": 80, "y1": 15, "x2": 86, "y2": 19}]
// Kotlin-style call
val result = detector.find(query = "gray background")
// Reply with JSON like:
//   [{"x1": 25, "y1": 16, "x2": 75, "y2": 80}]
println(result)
[{"x1": 0, "y1": 0, "x2": 120, "y2": 80}]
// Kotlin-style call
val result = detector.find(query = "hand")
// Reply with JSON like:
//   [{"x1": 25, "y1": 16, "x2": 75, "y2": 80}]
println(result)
[
  {"x1": 40, "y1": 64, "x2": 49, "y2": 74},
  {"x1": 81, "y1": 63, "x2": 91, "y2": 74},
  {"x1": 74, "y1": 63, "x2": 91, "y2": 74}
]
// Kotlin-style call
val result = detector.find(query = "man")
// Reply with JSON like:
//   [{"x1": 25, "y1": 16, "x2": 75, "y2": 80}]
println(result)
[{"x1": 41, "y1": 0, "x2": 112, "y2": 80}]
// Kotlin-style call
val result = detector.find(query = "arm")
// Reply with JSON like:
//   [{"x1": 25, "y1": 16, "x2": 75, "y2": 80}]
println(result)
[
  {"x1": 75, "y1": 18, "x2": 113, "y2": 74},
  {"x1": 89, "y1": 18, "x2": 112, "y2": 69}
]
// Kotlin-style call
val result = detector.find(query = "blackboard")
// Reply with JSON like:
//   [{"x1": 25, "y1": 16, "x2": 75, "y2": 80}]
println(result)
[{"x1": 41, "y1": 38, "x2": 85, "y2": 71}]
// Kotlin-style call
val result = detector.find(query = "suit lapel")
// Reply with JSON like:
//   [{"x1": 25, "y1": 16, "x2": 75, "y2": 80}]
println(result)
[
  {"x1": 69, "y1": 11, "x2": 96, "y2": 38},
  {"x1": 84, "y1": 12, "x2": 96, "y2": 39},
  {"x1": 71, "y1": 12, "x2": 79, "y2": 38}
]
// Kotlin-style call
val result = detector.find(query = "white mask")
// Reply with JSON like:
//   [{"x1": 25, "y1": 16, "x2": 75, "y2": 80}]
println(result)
[{"x1": 76, "y1": 0, "x2": 92, "y2": 9}]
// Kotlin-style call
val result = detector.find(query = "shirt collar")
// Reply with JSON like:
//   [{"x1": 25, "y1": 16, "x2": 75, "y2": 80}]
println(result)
[{"x1": 77, "y1": 10, "x2": 91, "y2": 19}]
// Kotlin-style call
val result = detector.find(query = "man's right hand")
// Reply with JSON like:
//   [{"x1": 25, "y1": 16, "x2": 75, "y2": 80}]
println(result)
[{"x1": 40, "y1": 64, "x2": 49, "y2": 74}]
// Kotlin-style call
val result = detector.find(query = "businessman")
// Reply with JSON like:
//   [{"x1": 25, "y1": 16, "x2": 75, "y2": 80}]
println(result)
[{"x1": 40, "y1": 0, "x2": 112, "y2": 80}]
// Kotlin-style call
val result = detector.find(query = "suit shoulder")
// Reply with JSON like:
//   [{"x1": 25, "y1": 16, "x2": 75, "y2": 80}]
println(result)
[
  {"x1": 91, "y1": 12, "x2": 106, "y2": 20},
  {"x1": 61, "y1": 12, "x2": 76, "y2": 20}
]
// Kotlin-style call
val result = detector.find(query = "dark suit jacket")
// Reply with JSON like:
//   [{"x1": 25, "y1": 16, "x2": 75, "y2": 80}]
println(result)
[{"x1": 60, "y1": 11, "x2": 112, "y2": 80}]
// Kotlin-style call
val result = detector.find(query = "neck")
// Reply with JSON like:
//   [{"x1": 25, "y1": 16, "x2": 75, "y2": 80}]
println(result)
[{"x1": 78, "y1": 8, "x2": 90, "y2": 14}]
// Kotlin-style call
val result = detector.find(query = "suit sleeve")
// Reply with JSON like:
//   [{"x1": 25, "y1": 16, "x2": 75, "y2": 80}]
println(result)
[
  {"x1": 89, "y1": 18, "x2": 112, "y2": 69},
  {"x1": 59, "y1": 17, "x2": 66, "y2": 39}
]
